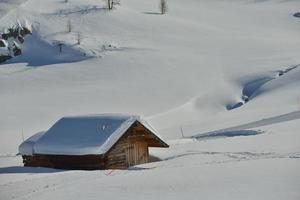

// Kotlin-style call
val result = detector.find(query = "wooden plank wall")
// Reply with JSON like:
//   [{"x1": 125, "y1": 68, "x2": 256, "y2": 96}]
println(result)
[
  {"x1": 104, "y1": 122, "x2": 151, "y2": 169},
  {"x1": 22, "y1": 154, "x2": 105, "y2": 170}
]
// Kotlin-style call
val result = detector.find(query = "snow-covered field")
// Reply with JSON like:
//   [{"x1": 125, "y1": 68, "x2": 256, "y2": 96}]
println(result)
[{"x1": 0, "y1": 0, "x2": 300, "y2": 199}]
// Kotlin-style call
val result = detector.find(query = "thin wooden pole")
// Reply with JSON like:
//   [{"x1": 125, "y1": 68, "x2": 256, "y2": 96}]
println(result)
[
  {"x1": 21, "y1": 128, "x2": 24, "y2": 142},
  {"x1": 180, "y1": 126, "x2": 185, "y2": 138}
]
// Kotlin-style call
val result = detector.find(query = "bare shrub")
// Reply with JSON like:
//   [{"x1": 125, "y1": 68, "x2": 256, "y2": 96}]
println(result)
[{"x1": 160, "y1": 0, "x2": 167, "y2": 14}]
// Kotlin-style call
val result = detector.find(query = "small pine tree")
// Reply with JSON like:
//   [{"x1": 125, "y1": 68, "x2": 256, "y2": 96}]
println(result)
[{"x1": 160, "y1": 0, "x2": 167, "y2": 15}]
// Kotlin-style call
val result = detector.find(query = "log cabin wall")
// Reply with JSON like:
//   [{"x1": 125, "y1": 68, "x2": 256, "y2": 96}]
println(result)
[
  {"x1": 104, "y1": 135, "x2": 128, "y2": 169},
  {"x1": 22, "y1": 154, "x2": 105, "y2": 170},
  {"x1": 104, "y1": 121, "x2": 151, "y2": 169}
]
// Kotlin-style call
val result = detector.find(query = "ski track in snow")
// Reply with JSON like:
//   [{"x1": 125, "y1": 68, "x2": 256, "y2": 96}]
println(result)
[
  {"x1": 163, "y1": 150, "x2": 300, "y2": 163},
  {"x1": 52, "y1": 5, "x2": 107, "y2": 17}
]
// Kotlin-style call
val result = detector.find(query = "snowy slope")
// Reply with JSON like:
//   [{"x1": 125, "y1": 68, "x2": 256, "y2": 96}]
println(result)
[
  {"x1": 0, "y1": 0, "x2": 27, "y2": 18},
  {"x1": 0, "y1": 0, "x2": 300, "y2": 199}
]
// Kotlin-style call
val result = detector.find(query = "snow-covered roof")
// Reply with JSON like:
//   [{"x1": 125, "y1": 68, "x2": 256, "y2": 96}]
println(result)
[
  {"x1": 18, "y1": 131, "x2": 45, "y2": 155},
  {"x1": 19, "y1": 114, "x2": 165, "y2": 156}
]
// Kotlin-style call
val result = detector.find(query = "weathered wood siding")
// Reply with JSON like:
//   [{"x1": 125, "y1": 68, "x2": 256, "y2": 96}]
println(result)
[
  {"x1": 104, "y1": 140, "x2": 149, "y2": 169},
  {"x1": 104, "y1": 135, "x2": 128, "y2": 169},
  {"x1": 22, "y1": 154, "x2": 105, "y2": 170},
  {"x1": 104, "y1": 122, "x2": 150, "y2": 169}
]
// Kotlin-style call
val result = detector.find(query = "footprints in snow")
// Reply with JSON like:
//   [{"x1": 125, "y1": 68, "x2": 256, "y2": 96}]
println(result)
[
  {"x1": 164, "y1": 150, "x2": 300, "y2": 164},
  {"x1": 53, "y1": 5, "x2": 106, "y2": 17}
]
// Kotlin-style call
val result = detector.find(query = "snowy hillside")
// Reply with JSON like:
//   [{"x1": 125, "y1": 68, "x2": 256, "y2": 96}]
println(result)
[{"x1": 0, "y1": 0, "x2": 300, "y2": 199}]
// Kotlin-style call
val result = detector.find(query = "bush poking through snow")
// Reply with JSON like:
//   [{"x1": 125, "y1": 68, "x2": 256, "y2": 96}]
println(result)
[
  {"x1": 102, "y1": 43, "x2": 118, "y2": 51},
  {"x1": 160, "y1": 0, "x2": 167, "y2": 15},
  {"x1": 107, "y1": 0, "x2": 120, "y2": 10},
  {"x1": 107, "y1": 0, "x2": 113, "y2": 10}
]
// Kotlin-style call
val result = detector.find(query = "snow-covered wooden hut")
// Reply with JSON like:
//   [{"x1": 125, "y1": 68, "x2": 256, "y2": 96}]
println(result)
[{"x1": 19, "y1": 114, "x2": 169, "y2": 170}]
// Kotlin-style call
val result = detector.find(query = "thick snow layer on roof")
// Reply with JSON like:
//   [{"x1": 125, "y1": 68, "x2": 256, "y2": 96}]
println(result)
[
  {"x1": 18, "y1": 131, "x2": 45, "y2": 155},
  {"x1": 20, "y1": 114, "x2": 160, "y2": 156}
]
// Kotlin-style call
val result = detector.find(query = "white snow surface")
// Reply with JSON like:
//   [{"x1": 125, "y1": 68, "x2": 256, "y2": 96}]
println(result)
[
  {"x1": 19, "y1": 114, "x2": 161, "y2": 155},
  {"x1": 1, "y1": 0, "x2": 300, "y2": 199}
]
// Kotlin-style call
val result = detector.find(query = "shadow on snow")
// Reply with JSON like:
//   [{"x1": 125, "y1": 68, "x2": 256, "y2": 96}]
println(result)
[
  {"x1": 194, "y1": 130, "x2": 263, "y2": 140},
  {"x1": 0, "y1": 166, "x2": 65, "y2": 174},
  {"x1": 193, "y1": 110, "x2": 300, "y2": 139}
]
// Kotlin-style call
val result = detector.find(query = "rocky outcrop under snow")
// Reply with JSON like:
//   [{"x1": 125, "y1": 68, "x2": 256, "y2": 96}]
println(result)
[{"x1": 0, "y1": 21, "x2": 32, "y2": 63}]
